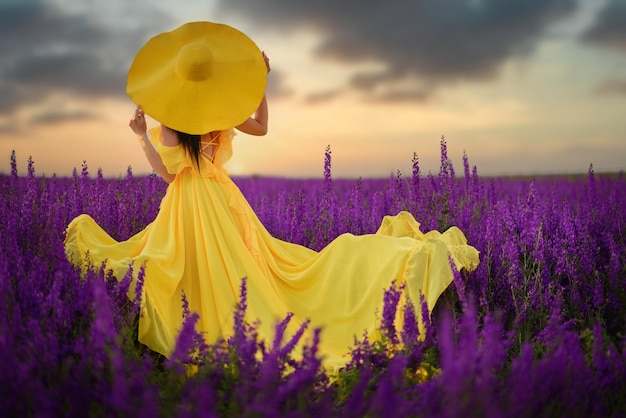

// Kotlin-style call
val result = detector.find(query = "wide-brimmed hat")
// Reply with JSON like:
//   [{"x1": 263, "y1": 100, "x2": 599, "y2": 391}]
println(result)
[{"x1": 126, "y1": 21, "x2": 267, "y2": 134}]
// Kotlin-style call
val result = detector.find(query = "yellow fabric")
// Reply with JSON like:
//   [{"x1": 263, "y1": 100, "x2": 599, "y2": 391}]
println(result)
[
  {"x1": 65, "y1": 130, "x2": 479, "y2": 373},
  {"x1": 126, "y1": 21, "x2": 267, "y2": 134}
]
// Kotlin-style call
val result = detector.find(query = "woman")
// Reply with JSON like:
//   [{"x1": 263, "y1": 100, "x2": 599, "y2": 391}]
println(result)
[
  {"x1": 65, "y1": 22, "x2": 479, "y2": 373},
  {"x1": 128, "y1": 50, "x2": 271, "y2": 185}
]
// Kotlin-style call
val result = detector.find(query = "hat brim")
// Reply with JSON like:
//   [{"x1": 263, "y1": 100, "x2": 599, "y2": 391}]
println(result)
[{"x1": 127, "y1": 21, "x2": 267, "y2": 135}]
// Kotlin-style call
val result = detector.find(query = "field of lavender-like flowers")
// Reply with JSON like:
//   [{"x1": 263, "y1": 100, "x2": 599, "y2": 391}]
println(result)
[{"x1": 1, "y1": 138, "x2": 625, "y2": 417}]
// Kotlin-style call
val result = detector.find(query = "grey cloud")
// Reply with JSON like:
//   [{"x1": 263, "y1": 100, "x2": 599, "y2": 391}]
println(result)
[
  {"x1": 582, "y1": 0, "x2": 626, "y2": 50},
  {"x1": 29, "y1": 109, "x2": 99, "y2": 126},
  {"x1": 218, "y1": 0, "x2": 578, "y2": 101},
  {"x1": 0, "y1": 0, "x2": 42, "y2": 26},
  {"x1": 304, "y1": 89, "x2": 343, "y2": 104},
  {"x1": 266, "y1": 69, "x2": 294, "y2": 99},
  {"x1": 594, "y1": 78, "x2": 626, "y2": 95},
  {"x1": 0, "y1": 123, "x2": 18, "y2": 135},
  {"x1": 6, "y1": 51, "x2": 123, "y2": 94},
  {"x1": 372, "y1": 89, "x2": 433, "y2": 103},
  {"x1": 0, "y1": 1, "x2": 172, "y2": 117}
]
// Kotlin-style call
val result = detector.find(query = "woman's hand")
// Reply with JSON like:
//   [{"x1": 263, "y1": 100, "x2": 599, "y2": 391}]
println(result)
[
  {"x1": 130, "y1": 106, "x2": 175, "y2": 183},
  {"x1": 262, "y1": 51, "x2": 271, "y2": 74},
  {"x1": 129, "y1": 105, "x2": 147, "y2": 136}
]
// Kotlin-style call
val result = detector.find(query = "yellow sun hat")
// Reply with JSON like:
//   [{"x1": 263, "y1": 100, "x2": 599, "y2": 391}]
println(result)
[{"x1": 126, "y1": 21, "x2": 267, "y2": 135}]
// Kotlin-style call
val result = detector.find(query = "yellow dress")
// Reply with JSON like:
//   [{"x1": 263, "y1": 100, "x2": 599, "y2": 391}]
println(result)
[{"x1": 65, "y1": 127, "x2": 479, "y2": 372}]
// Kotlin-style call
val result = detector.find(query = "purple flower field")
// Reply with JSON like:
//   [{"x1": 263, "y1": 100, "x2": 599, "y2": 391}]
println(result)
[{"x1": 1, "y1": 138, "x2": 625, "y2": 417}]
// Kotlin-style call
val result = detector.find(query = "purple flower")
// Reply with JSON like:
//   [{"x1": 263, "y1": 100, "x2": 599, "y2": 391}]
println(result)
[{"x1": 381, "y1": 281, "x2": 403, "y2": 345}]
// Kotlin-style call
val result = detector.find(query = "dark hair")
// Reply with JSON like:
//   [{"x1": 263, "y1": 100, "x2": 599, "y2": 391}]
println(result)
[{"x1": 175, "y1": 130, "x2": 202, "y2": 169}]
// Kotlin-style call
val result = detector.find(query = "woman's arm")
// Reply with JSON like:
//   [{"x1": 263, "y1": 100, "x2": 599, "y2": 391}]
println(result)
[
  {"x1": 236, "y1": 52, "x2": 270, "y2": 136},
  {"x1": 129, "y1": 105, "x2": 176, "y2": 184},
  {"x1": 235, "y1": 94, "x2": 268, "y2": 136}
]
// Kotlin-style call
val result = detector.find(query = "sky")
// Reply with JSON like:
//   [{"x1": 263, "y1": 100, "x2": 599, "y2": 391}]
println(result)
[{"x1": 1, "y1": 0, "x2": 625, "y2": 179}]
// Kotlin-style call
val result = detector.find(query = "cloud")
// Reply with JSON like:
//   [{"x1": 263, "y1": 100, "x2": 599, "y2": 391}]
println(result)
[
  {"x1": 6, "y1": 51, "x2": 123, "y2": 94},
  {"x1": 304, "y1": 89, "x2": 343, "y2": 104},
  {"x1": 0, "y1": 123, "x2": 18, "y2": 135},
  {"x1": 266, "y1": 69, "x2": 294, "y2": 99},
  {"x1": 582, "y1": 0, "x2": 626, "y2": 50},
  {"x1": 594, "y1": 78, "x2": 626, "y2": 95},
  {"x1": 29, "y1": 109, "x2": 99, "y2": 126},
  {"x1": 371, "y1": 89, "x2": 434, "y2": 103},
  {"x1": 0, "y1": 0, "x2": 172, "y2": 116},
  {"x1": 218, "y1": 0, "x2": 579, "y2": 101}
]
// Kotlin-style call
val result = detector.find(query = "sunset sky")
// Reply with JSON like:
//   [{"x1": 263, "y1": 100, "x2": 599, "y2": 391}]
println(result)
[{"x1": 1, "y1": 0, "x2": 625, "y2": 179}]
